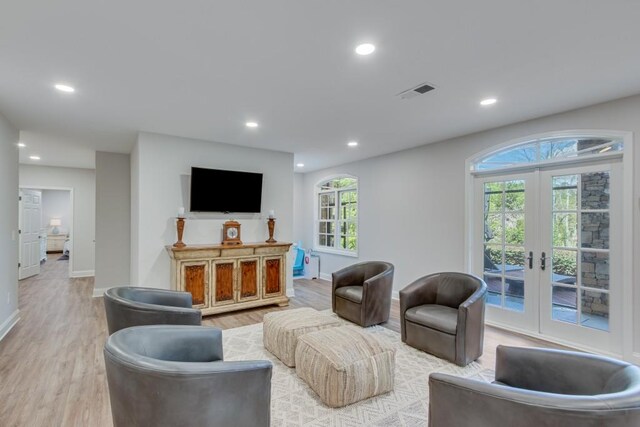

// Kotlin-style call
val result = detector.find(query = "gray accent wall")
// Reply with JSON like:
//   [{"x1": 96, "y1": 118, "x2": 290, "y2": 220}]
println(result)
[
  {"x1": 0, "y1": 111, "x2": 19, "y2": 339},
  {"x1": 95, "y1": 152, "x2": 131, "y2": 293}
]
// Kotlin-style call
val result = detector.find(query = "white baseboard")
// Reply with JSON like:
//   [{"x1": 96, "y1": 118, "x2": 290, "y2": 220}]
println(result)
[
  {"x1": 0, "y1": 309, "x2": 20, "y2": 342},
  {"x1": 71, "y1": 269, "x2": 95, "y2": 278},
  {"x1": 630, "y1": 352, "x2": 640, "y2": 366},
  {"x1": 392, "y1": 290, "x2": 400, "y2": 301},
  {"x1": 485, "y1": 319, "x2": 624, "y2": 360},
  {"x1": 92, "y1": 287, "x2": 108, "y2": 298},
  {"x1": 319, "y1": 272, "x2": 331, "y2": 281},
  {"x1": 286, "y1": 288, "x2": 296, "y2": 298}
]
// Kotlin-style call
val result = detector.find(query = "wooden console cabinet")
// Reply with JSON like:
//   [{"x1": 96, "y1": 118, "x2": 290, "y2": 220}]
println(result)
[{"x1": 166, "y1": 242, "x2": 291, "y2": 316}]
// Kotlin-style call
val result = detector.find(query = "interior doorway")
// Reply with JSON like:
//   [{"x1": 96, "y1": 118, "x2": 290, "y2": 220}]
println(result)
[{"x1": 18, "y1": 186, "x2": 73, "y2": 280}]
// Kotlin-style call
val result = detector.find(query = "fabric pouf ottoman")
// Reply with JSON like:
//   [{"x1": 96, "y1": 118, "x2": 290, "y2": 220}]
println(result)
[
  {"x1": 295, "y1": 325, "x2": 396, "y2": 407},
  {"x1": 263, "y1": 308, "x2": 342, "y2": 367}
]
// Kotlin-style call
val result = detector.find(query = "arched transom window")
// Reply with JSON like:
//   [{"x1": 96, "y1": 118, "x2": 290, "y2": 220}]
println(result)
[
  {"x1": 315, "y1": 176, "x2": 358, "y2": 254},
  {"x1": 473, "y1": 136, "x2": 623, "y2": 172}
]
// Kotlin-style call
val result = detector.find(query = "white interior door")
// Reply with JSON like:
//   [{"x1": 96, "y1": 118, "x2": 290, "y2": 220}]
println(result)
[
  {"x1": 538, "y1": 163, "x2": 622, "y2": 355},
  {"x1": 19, "y1": 189, "x2": 42, "y2": 280},
  {"x1": 474, "y1": 172, "x2": 538, "y2": 331}
]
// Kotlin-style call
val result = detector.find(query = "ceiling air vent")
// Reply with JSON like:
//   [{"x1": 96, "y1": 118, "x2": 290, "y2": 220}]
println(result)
[{"x1": 396, "y1": 82, "x2": 435, "y2": 100}]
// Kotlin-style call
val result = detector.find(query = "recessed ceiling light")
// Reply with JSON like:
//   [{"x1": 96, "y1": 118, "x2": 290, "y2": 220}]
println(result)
[
  {"x1": 245, "y1": 121, "x2": 259, "y2": 128},
  {"x1": 17, "y1": 142, "x2": 26, "y2": 148},
  {"x1": 355, "y1": 43, "x2": 376, "y2": 55},
  {"x1": 347, "y1": 141, "x2": 359, "y2": 147},
  {"x1": 54, "y1": 84, "x2": 75, "y2": 93},
  {"x1": 29, "y1": 155, "x2": 41, "y2": 160},
  {"x1": 296, "y1": 163, "x2": 305, "y2": 168},
  {"x1": 480, "y1": 98, "x2": 497, "y2": 106}
]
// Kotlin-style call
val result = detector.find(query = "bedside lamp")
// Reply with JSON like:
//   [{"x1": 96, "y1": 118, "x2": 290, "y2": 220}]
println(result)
[{"x1": 50, "y1": 218, "x2": 62, "y2": 235}]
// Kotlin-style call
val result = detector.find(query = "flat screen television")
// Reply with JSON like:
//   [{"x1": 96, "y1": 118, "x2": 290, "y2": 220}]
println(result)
[{"x1": 190, "y1": 167, "x2": 263, "y2": 213}]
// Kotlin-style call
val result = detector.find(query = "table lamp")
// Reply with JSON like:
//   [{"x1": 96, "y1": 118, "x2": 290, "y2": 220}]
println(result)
[{"x1": 50, "y1": 218, "x2": 62, "y2": 235}]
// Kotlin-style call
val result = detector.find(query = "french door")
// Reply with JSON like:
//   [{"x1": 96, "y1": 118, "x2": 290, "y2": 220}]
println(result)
[{"x1": 474, "y1": 161, "x2": 622, "y2": 355}]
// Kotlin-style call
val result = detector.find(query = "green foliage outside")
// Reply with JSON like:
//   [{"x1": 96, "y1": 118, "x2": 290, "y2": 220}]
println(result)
[{"x1": 484, "y1": 178, "x2": 577, "y2": 276}]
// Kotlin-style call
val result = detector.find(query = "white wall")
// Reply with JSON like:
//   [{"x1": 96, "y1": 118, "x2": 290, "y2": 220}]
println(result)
[
  {"x1": 42, "y1": 190, "x2": 71, "y2": 234},
  {"x1": 19, "y1": 165, "x2": 96, "y2": 276},
  {"x1": 0, "y1": 111, "x2": 19, "y2": 340},
  {"x1": 293, "y1": 172, "x2": 304, "y2": 247},
  {"x1": 296, "y1": 94, "x2": 640, "y2": 360},
  {"x1": 131, "y1": 132, "x2": 294, "y2": 292},
  {"x1": 95, "y1": 152, "x2": 130, "y2": 294}
]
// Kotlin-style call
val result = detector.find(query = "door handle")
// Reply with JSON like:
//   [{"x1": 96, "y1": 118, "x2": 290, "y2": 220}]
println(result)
[
  {"x1": 527, "y1": 251, "x2": 533, "y2": 269},
  {"x1": 540, "y1": 252, "x2": 547, "y2": 270}
]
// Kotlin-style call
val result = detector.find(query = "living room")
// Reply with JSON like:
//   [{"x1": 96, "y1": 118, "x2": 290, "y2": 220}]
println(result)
[{"x1": 1, "y1": 1, "x2": 640, "y2": 426}]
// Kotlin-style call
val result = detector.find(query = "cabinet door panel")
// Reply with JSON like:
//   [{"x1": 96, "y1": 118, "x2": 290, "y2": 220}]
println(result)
[
  {"x1": 181, "y1": 261, "x2": 209, "y2": 309},
  {"x1": 263, "y1": 256, "x2": 283, "y2": 297},
  {"x1": 213, "y1": 261, "x2": 235, "y2": 306},
  {"x1": 238, "y1": 258, "x2": 260, "y2": 302}
]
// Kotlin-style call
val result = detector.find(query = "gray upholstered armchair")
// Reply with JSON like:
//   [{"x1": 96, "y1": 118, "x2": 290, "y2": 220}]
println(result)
[
  {"x1": 104, "y1": 325, "x2": 273, "y2": 427},
  {"x1": 104, "y1": 287, "x2": 201, "y2": 335},
  {"x1": 400, "y1": 272, "x2": 486, "y2": 366},
  {"x1": 429, "y1": 345, "x2": 640, "y2": 427},
  {"x1": 332, "y1": 261, "x2": 394, "y2": 327}
]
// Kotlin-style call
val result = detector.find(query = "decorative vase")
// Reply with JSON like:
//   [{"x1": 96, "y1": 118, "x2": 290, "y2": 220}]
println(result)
[
  {"x1": 174, "y1": 217, "x2": 186, "y2": 248},
  {"x1": 266, "y1": 218, "x2": 277, "y2": 243}
]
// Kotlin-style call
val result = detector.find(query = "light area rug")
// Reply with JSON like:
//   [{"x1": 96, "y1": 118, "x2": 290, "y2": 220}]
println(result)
[{"x1": 222, "y1": 314, "x2": 494, "y2": 427}]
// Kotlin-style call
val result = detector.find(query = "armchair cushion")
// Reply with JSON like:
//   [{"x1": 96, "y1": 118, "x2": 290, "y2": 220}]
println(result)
[
  {"x1": 334, "y1": 286, "x2": 363, "y2": 304},
  {"x1": 405, "y1": 304, "x2": 457, "y2": 335}
]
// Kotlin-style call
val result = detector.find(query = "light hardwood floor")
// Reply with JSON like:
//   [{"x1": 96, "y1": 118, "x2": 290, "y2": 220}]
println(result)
[{"x1": 0, "y1": 256, "x2": 567, "y2": 426}]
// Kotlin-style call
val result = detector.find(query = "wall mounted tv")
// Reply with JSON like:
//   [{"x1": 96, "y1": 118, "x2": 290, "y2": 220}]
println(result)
[{"x1": 190, "y1": 167, "x2": 263, "y2": 213}]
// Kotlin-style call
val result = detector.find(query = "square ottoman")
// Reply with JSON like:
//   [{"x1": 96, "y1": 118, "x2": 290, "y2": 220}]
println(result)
[
  {"x1": 295, "y1": 325, "x2": 396, "y2": 407},
  {"x1": 263, "y1": 308, "x2": 342, "y2": 367}
]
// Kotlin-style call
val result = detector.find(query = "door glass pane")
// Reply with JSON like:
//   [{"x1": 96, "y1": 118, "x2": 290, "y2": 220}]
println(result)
[
  {"x1": 552, "y1": 286, "x2": 577, "y2": 324},
  {"x1": 553, "y1": 213, "x2": 578, "y2": 247},
  {"x1": 484, "y1": 273, "x2": 503, "y2": 307},
  {"x1": 484, "y1": 182, "x2": 503, "y2": 212},
  {"x1": 580, "y1": 290, "x2": 609, "y2": 331},
  {"x1": 553, "y1": 188, "x2": 577, "y2": 211},
  {"x1": 581, "y1": 172, "x2": 610, "y2": 210},
  {"x1": 551, "y1": 249, "x2": 577, "y2": 285},
  {"x1": 581, "y1": 212, "x2": 609, "y2": 249},
  {"x1": 581, "y1": 251, "x2": 609, "y2": 290},
  {"x1": 484, "y1": 245, "x2": 502, "y2": 273},
  {"x1": 504, "y1": 247, "x2": 525, "y2": 312},
  {"x1": 504, "y1": 180, "x2": 525, "y2": 211},
  {"x1": 505, "y1": 213, "x2": 524, "y2": 245},
  {"x1": 482, "y1": 179, "x2": 526, "y2": 312},
  {"x1": 485, "y1": 213, "x2": 503, "y2": 243}
]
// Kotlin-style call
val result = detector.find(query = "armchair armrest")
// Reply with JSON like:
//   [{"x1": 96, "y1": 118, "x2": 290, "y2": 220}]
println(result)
[
  {"x1": 428, "y1": 373, "x2": 636, "y2": 427},
  {"x1": 455, "y1": 281, "x2": 486, "y2": 365},
  {"x1": 362, "y1": 266, "x2": 394, "y2": 299},
  {"x1": 495, "y1": 345, "x2": 626, "y2": 395}
]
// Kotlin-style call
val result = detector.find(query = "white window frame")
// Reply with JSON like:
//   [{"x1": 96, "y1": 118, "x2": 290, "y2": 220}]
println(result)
[{"x1": 314, "y1": 175, "x2": 359, "y2": 257}]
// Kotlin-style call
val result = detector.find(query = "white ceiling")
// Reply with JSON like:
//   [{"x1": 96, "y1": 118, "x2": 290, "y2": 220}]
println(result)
[{"x1": 2, "y1": 1, "x2": 640, "y2": 171}]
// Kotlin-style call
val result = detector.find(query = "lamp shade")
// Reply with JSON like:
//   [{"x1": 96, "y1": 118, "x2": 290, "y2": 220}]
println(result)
[{"x1": 50, "y1": 218, "x2": 62, "y2": 227}]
